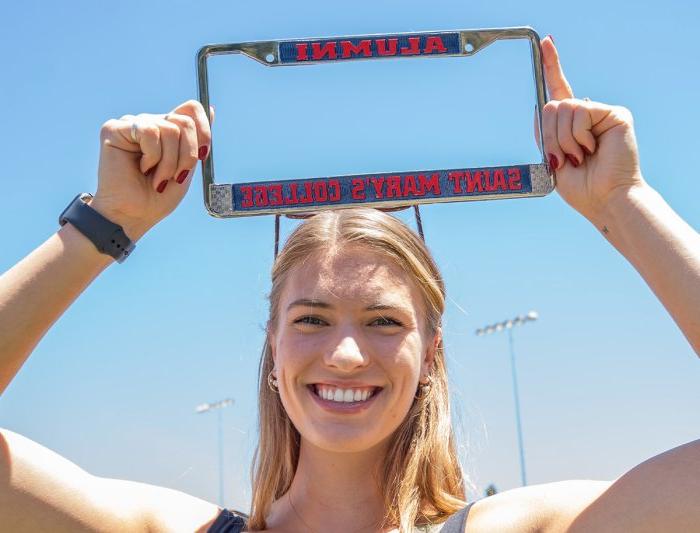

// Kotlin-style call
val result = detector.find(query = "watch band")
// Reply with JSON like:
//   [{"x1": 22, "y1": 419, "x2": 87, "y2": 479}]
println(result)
[{"x1": 59, "y1": 193, "x2": 135, "y2": 263}]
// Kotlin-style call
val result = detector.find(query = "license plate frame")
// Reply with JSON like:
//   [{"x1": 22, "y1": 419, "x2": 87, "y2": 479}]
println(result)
[{"x1": 196, "y1": 26, "x2": 553, "y2": 218}]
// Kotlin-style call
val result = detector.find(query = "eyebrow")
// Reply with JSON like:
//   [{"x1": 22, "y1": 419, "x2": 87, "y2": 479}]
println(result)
[{"x1": 286, "y1": 299, "x2": 409, "y2": 313}]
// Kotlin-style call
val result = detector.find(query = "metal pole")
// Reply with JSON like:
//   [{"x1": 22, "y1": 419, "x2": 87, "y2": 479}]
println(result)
[
  {"x1": 195, "y1": 398, "x2": 234, "y2": 508},
  {"x1": 475, "y1": 311, "x2": 536, "y2": 487},
  {"x1": 217, "y1": 407, "x2": 224, "y2": 506},
  {"x1": 507, "y1": 328, "x2": 527, "y2": 486}
]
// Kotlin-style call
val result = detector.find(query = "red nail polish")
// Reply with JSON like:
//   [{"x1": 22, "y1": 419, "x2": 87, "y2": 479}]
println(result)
[
  {"x1": 566, "y1": 154, "x2": 580, "y2": 168},
  {"x1": 548, "y1": 153, "x2": 559, "y2": 171},
  {"x1": 582, "y1": 146, "x2": 593, "y2": 156},
  {"x1": 157, "y1": 180, "x2": 168, "y2": 193},
  {"x1": 176, "y1": 170, "x2": 189, "y2": 184},
  {"x1": 145, "y1": 167, "x2": 154, "y2": 177},
  {"x1": 198, "y1": 146, "x2": 209, "y2": 160}
]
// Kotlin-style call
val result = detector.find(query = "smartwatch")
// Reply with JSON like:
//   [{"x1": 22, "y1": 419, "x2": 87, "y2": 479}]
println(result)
[{"x1": 59, "y1": 193, "x2": 135, "y2": 263}]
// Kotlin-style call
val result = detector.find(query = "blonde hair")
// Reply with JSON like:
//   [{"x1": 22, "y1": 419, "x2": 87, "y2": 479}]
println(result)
[{"x1": 249, "y1": 208, "x2": 465, "y2": 531}]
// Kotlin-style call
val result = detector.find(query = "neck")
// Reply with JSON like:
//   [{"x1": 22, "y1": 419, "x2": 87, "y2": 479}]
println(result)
[{"x1": 274, "y1": 438, "x2": 390, "y2": 532}]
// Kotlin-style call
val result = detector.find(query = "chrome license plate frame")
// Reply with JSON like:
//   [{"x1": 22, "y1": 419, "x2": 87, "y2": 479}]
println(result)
[{"x1": 196, "y1": 26, "x2": 553, "y2": 218}]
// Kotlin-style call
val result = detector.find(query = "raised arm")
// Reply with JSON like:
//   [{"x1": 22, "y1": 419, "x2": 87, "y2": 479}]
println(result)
[
  {"x1": 539, "y1": 37, "x2": 700, "y2": 355},
  {"x1": 0, "y1": 100, "x2": 213, "y2": 394}
]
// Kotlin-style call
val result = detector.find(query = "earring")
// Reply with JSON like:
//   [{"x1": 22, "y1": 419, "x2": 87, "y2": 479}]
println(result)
[
  {"x1": 267, "y1": 371, "x2": 279, "y2": 393},
  {"x1": 415, "y1": 375, "x2": 433, "y2": 399}
]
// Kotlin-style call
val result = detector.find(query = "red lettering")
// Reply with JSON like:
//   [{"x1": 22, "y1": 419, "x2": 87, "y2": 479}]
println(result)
[
  {"x1": 386, "y1": 175, "x2": 403, "y2": 198},
  {"x1": 341, "y1": 40, "x2": 372, "y2": 58},
  {"x1": 483, "y1": 170, "x2": 496, "y2": 191},
  {"x1": 313, "y1": 181, "x2": 328, "y2": 202},
  {"x1": 492, "y1": 169, "x2": 507, "y2": 191},
  {"x1": 448, "y1": 171, "x2": 464, "y2": 193},
  {"x1": 296, "y1": 43, "x2": 309, "y2": 61},
  {"x1": 240, "y1": 186, "x2": 253, "y2": 208},
  {"x1": 376, "y1": 38, "x2": 398, "y2": 56},
  {"x1": 329, "y1": 179, "x2": 341, "y2": 201},
  {"x1": 403, "y1": 174, "x2": 420, "y2": 196},
  {"x1": 268, "y1": 184, "x2": 283, "y2": 206},
  {"x1": 466, "y1": 171, "x2": 484, "y2": 192},
  {"x1": 351, "y1": 178, "x2": 366, "y2": 200},
  {"x1": 418, "y1": 173, "x2": 440, "y2": 195},
  {"x1": 400, "y1": 37, "x2": 421, "y2": 55},
  {"x1": 424, "y1": 36, "x2": 447, "y2": 54},
  {"x1": 369, "y1": 177, "x2": 385, "y2": 199},
  {"x1": 507, "y1": 167, "x2": 522, "y2": 190},
  {"x1": 284, "y1": 183, "x2": 299, "y2": 205},
  {"x1": 253, "y1": 185, "x2": 269, "y2": 207},
  {"x1": 312, "y1": 42, "x2": 337, "y2": 60},
  {"x1": 299, "y1": 182, "x2": 314, "y2": 203}
]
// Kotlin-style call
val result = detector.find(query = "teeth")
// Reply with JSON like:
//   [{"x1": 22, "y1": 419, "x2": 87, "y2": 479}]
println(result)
[{"x1": 315, "y1": 385, "x2": 376, "y2": 403}]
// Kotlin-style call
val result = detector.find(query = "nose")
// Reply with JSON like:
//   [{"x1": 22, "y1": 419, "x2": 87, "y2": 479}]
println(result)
[{"x1": 324, "y1": 330, "x2": 368, "y2": 371}]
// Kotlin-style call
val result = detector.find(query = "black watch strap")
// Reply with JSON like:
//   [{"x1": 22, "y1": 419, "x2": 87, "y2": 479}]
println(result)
[{"x1": 59, "y1": 193, "x2": 135, "y2": 263}]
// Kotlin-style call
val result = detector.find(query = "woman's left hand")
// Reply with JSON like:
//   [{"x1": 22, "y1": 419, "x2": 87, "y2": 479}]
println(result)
[{"x1": 539, "y1": 36, "x2": 645, "y2": 224}]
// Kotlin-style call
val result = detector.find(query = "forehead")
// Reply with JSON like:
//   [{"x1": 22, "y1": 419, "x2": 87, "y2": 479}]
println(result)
[{"x1": 280, "y1": 247, "x2": 421, "y2": 310}]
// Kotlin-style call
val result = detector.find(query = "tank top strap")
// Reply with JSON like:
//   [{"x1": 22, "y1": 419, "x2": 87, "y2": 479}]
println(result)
[
  {"x1": 207, "y1": 508, "x2": 247, "y2": 533},
  {"x1": 439, "y1": 502, "x2": 475, "y2": 533}
]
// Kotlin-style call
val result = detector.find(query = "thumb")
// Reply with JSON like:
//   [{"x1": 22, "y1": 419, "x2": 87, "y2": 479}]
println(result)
[{"x1": 541, "y1": 36, "x2": 574, "y2": 101}]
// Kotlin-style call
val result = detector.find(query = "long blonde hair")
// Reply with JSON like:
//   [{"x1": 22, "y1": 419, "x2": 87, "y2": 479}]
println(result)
[{"x1": 249, "y1": 208, "x2": 465, "y2": 531}]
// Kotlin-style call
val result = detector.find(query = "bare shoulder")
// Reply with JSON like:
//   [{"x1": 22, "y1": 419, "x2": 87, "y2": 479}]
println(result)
[
  {"x1": 466, "y1": 480, "x2": 610, "y2": 533},
  {"x1": 468, "y1": 439, "x2": 700, "y2": 533},
  {"x1": 0, "y1": 427, "x2": 222, "y2": 533}
]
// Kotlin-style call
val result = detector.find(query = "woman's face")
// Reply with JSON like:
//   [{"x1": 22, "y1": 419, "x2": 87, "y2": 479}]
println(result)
[{"x1": 270, "y1": 246, "x2": 439, "y2": 453}]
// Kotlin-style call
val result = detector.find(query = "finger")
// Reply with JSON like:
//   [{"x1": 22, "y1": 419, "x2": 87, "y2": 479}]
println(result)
[
  {"x1": 164, "y1": 113, "x2": 198, "y2": 185},
  {"x1": 572, "y1": 104, "x2": 596, "y2": 156},
  {"x1": 150, "y1": 118, "x2": 181, "y2": 193},
  {"x1": 113, "y1": 115, "x2": 163, "y2": 176},
  {"x1": 557, "y1": 99, "x2": 584, "y2": 167},
  {"x1": 542, "y1": 100, "x2": 564, "y2": 171},
  {"x1": 170, "y1": 100, "x2": 212, "y2": 160},
  {"x1": 541, "y1": 36, "x2": 574, "y2": 101}
]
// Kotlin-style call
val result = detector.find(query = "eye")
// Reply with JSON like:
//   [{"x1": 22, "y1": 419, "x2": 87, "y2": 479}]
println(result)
[
  {"x1": 369, "y1": 316, "x2": 403, "y2": 327},
  {"x1": 293, "y1": 315, "x2": 327, "y2": 326}
]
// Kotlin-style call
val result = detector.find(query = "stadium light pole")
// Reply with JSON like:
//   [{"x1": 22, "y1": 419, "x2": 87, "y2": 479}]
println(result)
[
  {"x1": 475, "y1": 310, "x2": 538, "y2": 487},
  {"x1": 196, "y1": 398, "x2": 234, "y2": 506}
]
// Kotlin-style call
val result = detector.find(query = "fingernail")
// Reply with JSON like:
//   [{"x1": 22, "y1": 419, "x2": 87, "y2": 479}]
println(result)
[
  {"x1": 546, "y1": 34, "x2": 555, "y2": 44},
  {"x1": 582, "y1": 145, "x2": 593, "y2": 156},
  {"x1": 548, "y1": 153, "x2": 559, "y2": 171},
  {"x1": 157, "y1": 180, "x2": 168, "y2": 193},
  {"x1": 145, "y1": 167, "x2": 154, "y2": 177},
  {"x1": 566, "y1": 154, "x2": 580, "y2": 168},
  {"x1": 176, "y1": 169, "x2": 189, "y2": 184},
  {"x1": 198, "y1": 146, "x2": 209, "y2": 160}
]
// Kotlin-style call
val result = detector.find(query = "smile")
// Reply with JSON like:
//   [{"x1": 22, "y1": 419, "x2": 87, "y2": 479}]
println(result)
[{"x1": 308, "y1": 384, "x2": 383, "y2": 411}]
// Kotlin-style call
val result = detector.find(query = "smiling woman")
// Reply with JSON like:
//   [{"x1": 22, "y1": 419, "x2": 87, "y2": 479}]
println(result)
[{"x1": 252, "y1": 208, "x2": 464, "y2": 530}]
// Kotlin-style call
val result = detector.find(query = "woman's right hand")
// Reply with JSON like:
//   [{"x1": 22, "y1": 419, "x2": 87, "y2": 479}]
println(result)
[{"x1": 90, "y1": 99, "x2": 214, "y2": 240}]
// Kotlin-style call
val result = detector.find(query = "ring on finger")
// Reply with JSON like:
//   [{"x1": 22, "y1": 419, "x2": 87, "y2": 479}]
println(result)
[{"x1": 130, "y1": 121, "x2": 139, "y2": 143}]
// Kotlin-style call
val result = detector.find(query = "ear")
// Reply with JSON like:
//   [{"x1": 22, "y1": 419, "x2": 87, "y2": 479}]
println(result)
[{"x1": 421, "y1": 326, "x2": 441, "y2": 379}]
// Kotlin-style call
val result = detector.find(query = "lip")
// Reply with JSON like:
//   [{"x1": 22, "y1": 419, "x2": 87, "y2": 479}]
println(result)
[
  {"x1": 310, "y1": 380, "x2": 383, "y2": 388},
  {"x1": 307, "y1": 384, "x2": 382, "y2": 414}
]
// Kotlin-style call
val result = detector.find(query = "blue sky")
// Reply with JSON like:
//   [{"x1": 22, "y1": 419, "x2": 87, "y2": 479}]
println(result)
[{"x1": 1, "y1": 0, "x2": 698, "y2": 509}]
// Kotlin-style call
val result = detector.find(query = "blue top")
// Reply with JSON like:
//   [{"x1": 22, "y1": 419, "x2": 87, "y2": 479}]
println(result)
[{"x1": 207, "y1": 502, "x2": 474, "y2": 533}]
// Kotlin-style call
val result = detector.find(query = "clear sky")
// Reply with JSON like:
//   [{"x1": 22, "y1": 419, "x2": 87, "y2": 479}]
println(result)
[{"x1": 1, "y1": 0, "x2": 698, "y2": 510}]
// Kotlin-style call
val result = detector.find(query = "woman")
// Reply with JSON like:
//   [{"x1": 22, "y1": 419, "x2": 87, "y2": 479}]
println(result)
[{"x1": 1, "y1": 36, "x2": 698, "y2": 532}]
